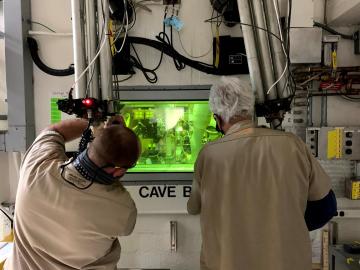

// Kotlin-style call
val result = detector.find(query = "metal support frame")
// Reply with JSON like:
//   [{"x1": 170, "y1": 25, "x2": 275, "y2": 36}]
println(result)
[
  {"x1": 263, "y1": 0, "x2": 288, "y2": 98},
  {"x1": 85, "y1": 0, "x2": 99, "y2": 98},
  {"x1": 71, "y1": 0, "x2": 87, "y2": 98},
  {"x1": 97, "y1": 0, "x2": 112, "y2": 101},
  {"x1": 251, "y1": 0, "x2": 277, "y2": 100},
  {"x1": 0, "y1": 134, "x2": 5, "y2": 151},
  {"x1": 236, "y1": 0, "x2": 265, "y2": 103},
  {"x1": 170, "y1": 221, "x2": 177, "y2": 252},
  {"x1": 4, "y1": 0, "x2": 34, "y2": 151},
  {"x1": 320, "y1": 94, "x2": 328, "y2": 126}
]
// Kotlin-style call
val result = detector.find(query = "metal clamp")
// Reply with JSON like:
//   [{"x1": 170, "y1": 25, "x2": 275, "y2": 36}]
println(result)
[{"x1": 170, "y1": 221, "x2": 177, "y2": 252}]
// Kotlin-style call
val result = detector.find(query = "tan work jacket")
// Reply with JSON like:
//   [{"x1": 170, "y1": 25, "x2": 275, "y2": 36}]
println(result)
[
  {"x1": 5, "y1": 131, "x2": 137, "y2": 270},
  {"x1": 188, "y1": 120, "x2": 331, "y2": 270}
]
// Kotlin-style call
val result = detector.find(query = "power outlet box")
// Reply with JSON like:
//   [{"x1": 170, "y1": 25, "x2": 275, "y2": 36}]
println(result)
[{"x1": 163, "y1": 0, "x2": 181, "y2": 5}]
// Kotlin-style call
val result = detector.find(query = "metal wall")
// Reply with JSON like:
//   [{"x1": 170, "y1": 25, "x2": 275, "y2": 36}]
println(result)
[{"x1": 4, "y1": 0, "x2": 34, "y2": 151}]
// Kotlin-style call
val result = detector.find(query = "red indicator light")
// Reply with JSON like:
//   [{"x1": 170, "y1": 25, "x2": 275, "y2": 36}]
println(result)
[{"x1": 82, "y1": 98, "x2": 94, "y2": 107}]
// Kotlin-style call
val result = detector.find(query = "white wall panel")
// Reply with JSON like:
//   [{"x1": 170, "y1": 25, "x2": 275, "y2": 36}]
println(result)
[
  {"x1": 30, "y1": 0, "x2": 74, "y2": 134},
  {"x1": 327, "y1": 0, "x2": 360, "y2": 25},
  {"x1": 291, "y1": 0, "x2": 314, "y2": 27}
]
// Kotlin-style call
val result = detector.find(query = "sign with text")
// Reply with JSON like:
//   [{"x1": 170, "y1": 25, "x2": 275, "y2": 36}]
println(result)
[
  {"x1": 138, "y1": 185, "x2": 192, "y2": 198},
  {"x1": 127, "y1": 185, "x2": 193, "y2": 214}
]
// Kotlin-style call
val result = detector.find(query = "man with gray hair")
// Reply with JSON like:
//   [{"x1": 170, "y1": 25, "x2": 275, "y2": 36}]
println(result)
[{"x1": 187, "y1": 76, "x2": 337, "y2": 270}]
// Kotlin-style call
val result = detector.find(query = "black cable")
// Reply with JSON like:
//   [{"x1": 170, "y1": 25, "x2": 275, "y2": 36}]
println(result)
[
  {"x1": 28, "y1": 20, "x2": 56, "y2": 33},
  {"x1": 158, "y1": 6, "x2": 185, "y2": 71},
  {"x1": 117, "y1": 74, "x2": 133, "y2": 82},
  {"x1": 27, "y1": 37, "x2": 75, "y2": 76},
  {"x1": 313, "y1": 21, "x2": 355, "y2": 40},
  {"x1": 128, "y1": 36, "x2": 245, "y2": 75},
  {"x1": 77, "y1": 120, "x2": 94, "y2": 156},
  {"x1": 127, "y1": 7, "x2": 186, "y2": 83},
  {"x1": 152, "y1": 32, "x2": 166, "y2": 71},
  {"x1": 205, "y1": 16, "x2": 286, "y2": 47},
  {"x1": 0, "y1": 208, "x2": 13, "y2": 229},
  {"x1": 115, "y1": 75, "x2": 119, "y2": 90},
  {"x1": 170, "y1": 25, "x2": 185, "y2": 71},
  {"x1": 130, "y1": 51, "x2": 158, "y2": 83},
  {"x1": 128, "y1": 0, "x2": 137, "y2": 30}
]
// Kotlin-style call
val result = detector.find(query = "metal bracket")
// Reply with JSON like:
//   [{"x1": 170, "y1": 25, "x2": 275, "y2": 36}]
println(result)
[
  {"x1": 0, "y1": 133, "x2": 5, "y2": 151},
  {"x1": 170, "y1": 220, "x2": 177, "y2": 252}
]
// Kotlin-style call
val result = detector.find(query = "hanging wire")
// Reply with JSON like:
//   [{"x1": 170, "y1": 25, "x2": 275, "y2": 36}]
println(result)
[
  {"x1": 114, "y1": 0, "x2": 130, "y2": 54},
  {"x1": 177, "y1": 30, "x2": 213, "y2": 59},
  {"x1": 28, "y1": 20, "x2": 56, "y2": 33},
  {"x1": 71, "y1": 0, "x2": 109, "y2": 91},
  {"x1": 266, "y1": 0, "x2": 289, "y2": 95},
  {"x1": 72, "y1": 0, "x2": 130, "y2": 91},
  {"x1": 204, "y1": 16, "x2": 285, "y2": 46}
]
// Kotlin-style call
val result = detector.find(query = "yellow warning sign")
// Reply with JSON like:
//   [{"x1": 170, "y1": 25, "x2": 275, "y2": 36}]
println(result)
[{"x1": 327, "y1": 128, "x2": 342, "y2": 159}]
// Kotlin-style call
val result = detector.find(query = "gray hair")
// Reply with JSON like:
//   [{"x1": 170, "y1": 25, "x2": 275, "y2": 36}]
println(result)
[{"x1": 209, "y1": 76, "x2": 255, "y2": 122}]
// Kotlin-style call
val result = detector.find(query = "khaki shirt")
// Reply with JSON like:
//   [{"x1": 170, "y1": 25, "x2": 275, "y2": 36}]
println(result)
[
  {"x1": 188, "y1": 120, "x2": 331, "y2": 270},
  {"x1": 5, "y1": 131, "x2": 137, "y2": 270}
]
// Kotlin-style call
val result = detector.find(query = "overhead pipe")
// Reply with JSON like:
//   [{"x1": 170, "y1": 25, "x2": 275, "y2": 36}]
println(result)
[
  {"x1": 97, "y1": 0, "x2": 113, "y2": 101},
  {"x1": 71, "y1": 0, "x2": 87, "y2": 98},
  {"x1": 294, "y1": 66, "x2": 360, "y2": 74},
  {"x1": 263, "y1": 0, "x2": 289, "y2": 98},
  {"x1": 236, "y1": 0, "x2": 265, "y2": 103},
  {"x1": 250, "y1": 0, "x2": 277, "y2": 101},
  {"x1": 85, "y1": 0, "x2": 100, "y2": 98}
]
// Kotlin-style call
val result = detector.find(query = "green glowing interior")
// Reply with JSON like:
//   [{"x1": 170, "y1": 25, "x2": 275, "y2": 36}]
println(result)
[{"x1": 118, "y1": 101, "x2": 221, "y2": 172}]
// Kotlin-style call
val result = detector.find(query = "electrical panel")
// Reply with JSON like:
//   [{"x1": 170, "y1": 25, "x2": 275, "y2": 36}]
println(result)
[
  {"x1": 290, "y1": 28, "x2": 322, "y2": 63},
  {"x1": 306, "y1": 127, "x2": 360, "y2": 160},
  {"x1": 212, "y1": 36, "x2": 249, "y2": 74}
]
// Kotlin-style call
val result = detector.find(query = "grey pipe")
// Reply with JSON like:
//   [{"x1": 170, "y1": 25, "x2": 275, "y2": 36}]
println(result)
[
  {"x1": 97, "y1": 0, "x2": 113, "y2": 100},
  {"x1": 263, "y1": 0, "x2": 289, "y2": 98},
  {"x1": 85, "y1": 0, "x2": 99, "y2": 98},
  {"x1": 71, "y1": 0, "x2": 87, "y2": 98},
  {"x1": 236, "y1": 0, "x2": 265, "y2": 103},
  {"x1": 250, "y1": 0, "x2": 277, "y2": 101}
]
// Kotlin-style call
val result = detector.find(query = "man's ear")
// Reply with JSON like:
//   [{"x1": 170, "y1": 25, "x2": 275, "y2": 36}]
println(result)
[
  {"x1": 214, "y1": 115, "x2": 222, "y2": 127},
  {"x1": 91, "y1": 122, "x2": 105, "y2": 137},
  {"x1": 113, "y1": 168, "x2": 127, "y2": 177}
]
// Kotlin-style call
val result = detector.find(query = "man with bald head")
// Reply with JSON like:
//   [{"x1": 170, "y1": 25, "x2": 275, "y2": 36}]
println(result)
[{"x1": 5, "y1": 116, "x2": 140, "y2": 270}]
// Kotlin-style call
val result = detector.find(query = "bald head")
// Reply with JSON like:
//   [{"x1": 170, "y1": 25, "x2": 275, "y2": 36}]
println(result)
[{"x1": 89, "y1": 125, "x2": 140, "y2": 168}]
